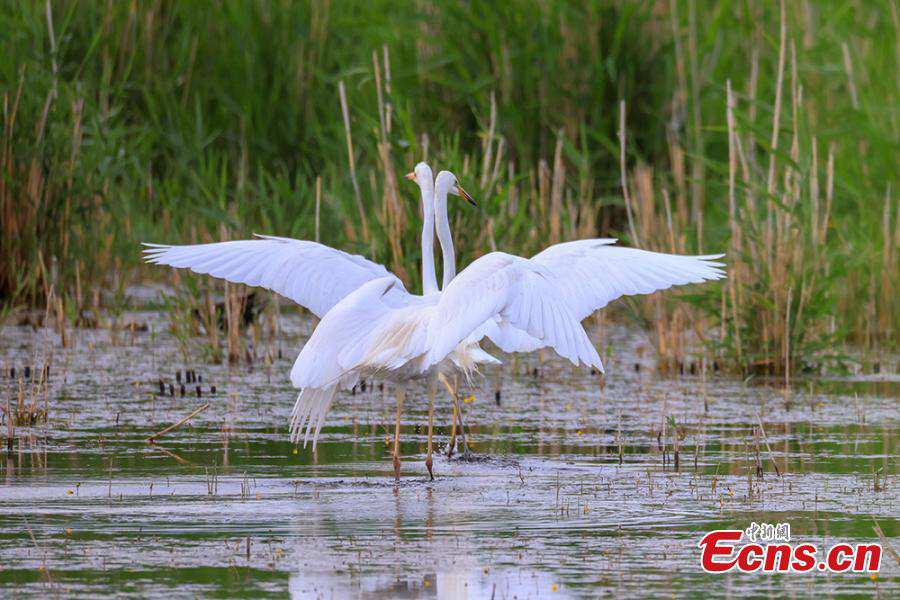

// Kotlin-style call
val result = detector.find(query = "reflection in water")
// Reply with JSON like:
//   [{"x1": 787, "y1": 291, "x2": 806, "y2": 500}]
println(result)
[
  {"x1": 289, "y1": 566, "x2": 568, "y2": 599},
  {"x1": 0, "y1": 313, "x2": 896, "y2": 597},
  {"x1": 425, "y1": 487, "x2": 433, "y2": 541},
  {"x1": 286, "y1": 482, "x2": 571, "y2": 599}
]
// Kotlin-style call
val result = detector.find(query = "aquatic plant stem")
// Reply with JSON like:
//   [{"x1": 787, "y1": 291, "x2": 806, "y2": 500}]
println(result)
[
  {"x1": 617, "y1": 100, "x2": 640, "y2": 246},
  {"x1": 872, "y1": 519, "x2": 900, "y2": 567},
  {"x1": 147, "y1": 403, "x2": 209, "y2": 443},
  {"x1": 5, "y1": 392, "x2": 12, "y2": 453},
  {"x1": 755, "y1": 412, "x2": 782, "y2": 478}
]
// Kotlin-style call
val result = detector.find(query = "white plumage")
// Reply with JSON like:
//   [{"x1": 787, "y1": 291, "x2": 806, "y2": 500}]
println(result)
[
  {"x1": 423, "y1": 252, "x2": 603, "y2": 371},
  {"x1": 143, "y1": 235, "x2": 406, "y2": 319},
  {"x1": 531, "y1": 239, "x2": 726, "y2": 320}
]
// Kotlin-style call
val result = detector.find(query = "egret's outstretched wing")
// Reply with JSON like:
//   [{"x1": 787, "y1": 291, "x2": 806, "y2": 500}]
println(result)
[
  {"x1": 423, "y1": 252, "x2": 602, "y2": 371},
  {"x1": 532, "y1": 239, "x2": 726, "y2": 320},
  {"x1": 143, "y1": 234, "x2": 406, "y2": 318}
]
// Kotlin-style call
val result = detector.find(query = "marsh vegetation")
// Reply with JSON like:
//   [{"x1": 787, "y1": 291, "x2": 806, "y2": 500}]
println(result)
[{"x1": 2, "y1": 0, "x2": 895, "y2": 374}]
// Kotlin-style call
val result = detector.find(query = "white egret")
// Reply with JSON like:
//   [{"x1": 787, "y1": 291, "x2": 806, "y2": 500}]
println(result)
[
  {"x1": 425, "y1": 169, "x2": 540, "y2": 457},
  {"x1": 283, "y1": 167, "x2": 518, "y2": 480},
  {"x1": 410, "y1": 168, "x2": 525, "y2": 468},
  {"x1": 386, "y1": 171, "x2": 724, "y2": 473}
]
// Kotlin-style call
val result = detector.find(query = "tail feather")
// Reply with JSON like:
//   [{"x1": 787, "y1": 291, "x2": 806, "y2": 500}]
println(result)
[{"x1": 289, "y1": 385, "x2": 338, "y2": 450}]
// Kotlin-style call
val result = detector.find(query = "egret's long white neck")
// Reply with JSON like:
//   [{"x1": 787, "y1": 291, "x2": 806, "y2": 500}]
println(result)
[
  {"x1": 419, "y1": 178, "x2": 439, "y2": 295},
  {"x1": 433, "y1": 177, "x2": 456, "y2": 290}
]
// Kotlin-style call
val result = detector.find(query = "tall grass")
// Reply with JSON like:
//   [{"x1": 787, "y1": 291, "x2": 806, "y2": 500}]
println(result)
[{"x1": 1, "y1": 1, "x2": 895, "y2": 375}]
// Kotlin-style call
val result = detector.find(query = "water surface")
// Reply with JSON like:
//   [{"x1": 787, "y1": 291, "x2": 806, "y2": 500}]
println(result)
[{"x1": 0, "y1": 313, "x2": 896, "y2": 597}]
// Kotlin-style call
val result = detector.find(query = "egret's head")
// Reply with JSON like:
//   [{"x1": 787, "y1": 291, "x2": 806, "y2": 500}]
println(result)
[
  {"x1": 435, "y1": 170, "x2": 477, "y2": 207},
  {"x1": 404, "y1": 162, "x2": 434, "y2": 190}
]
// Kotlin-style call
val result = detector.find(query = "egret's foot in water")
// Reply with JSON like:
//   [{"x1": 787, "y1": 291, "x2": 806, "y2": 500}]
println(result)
[
  {"x1": 425, "y1": 454, "x2": 434, "y2": 481},
  {"x1": 454, "y1": 449, "x2": 486, "y2": 462},
  {"x1": 451, "y1": 451, "x2": 519, "y2": 468},
  {"x1": 393, "y1": 454, "x2": 401, "y2": 481}
]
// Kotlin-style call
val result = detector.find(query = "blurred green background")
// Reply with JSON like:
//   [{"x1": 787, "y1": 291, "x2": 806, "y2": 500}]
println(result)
[{"x1": 1, "y1": 0, "x2": 896, "y2": 372}]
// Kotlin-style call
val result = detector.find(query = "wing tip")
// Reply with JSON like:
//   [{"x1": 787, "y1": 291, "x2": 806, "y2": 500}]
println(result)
[
  {"x1": 141, "y1": 243, "x2": 172, "y2": 263},
  {"x1": 253, "y1": 233, "x2": 292, "y2": 243}
]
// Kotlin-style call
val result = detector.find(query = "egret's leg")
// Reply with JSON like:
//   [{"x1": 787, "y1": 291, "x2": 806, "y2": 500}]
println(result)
[
  {"x1": 425, "y1": 379, "x2": 435, "y2": 480},
  {"x1": 453, "y1": 376, "x2": 469, "y2": 455},
  {"x1": 447, "y1": 395, "x2": 458, "y2": 458},
  {"x1": 438, "y1": 373, "x2": 457, "y2": 458},
  {"x1": 392, "y1": 389, "x2": 404, "y2": 481}
]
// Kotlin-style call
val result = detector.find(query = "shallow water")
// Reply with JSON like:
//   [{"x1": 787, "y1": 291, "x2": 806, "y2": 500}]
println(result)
[{"x1": 0, "y1": 313, "x2": 896, "y2": 598}]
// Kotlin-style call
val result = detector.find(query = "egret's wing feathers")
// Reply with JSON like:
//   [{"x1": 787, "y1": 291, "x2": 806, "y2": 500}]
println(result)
[
  {"x1": 423, "y1": 252, "x2": 602, "y2": 371},
  {"x1": 467, "y1": 316, "x2": 544, "y2": 354},
  {"x1": 290, "y1": 277, "x2": 436, "y2": 389},
  {"x1": 143, "y1": 235, "x2": 406, "y2": 318},
  {"x1": 532, "y1": 239, "x2": 725, "y2": 320}
]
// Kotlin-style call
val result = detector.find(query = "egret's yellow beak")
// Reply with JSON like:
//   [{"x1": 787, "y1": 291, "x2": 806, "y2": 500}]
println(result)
[
  {"x1": 454, "y1": 183, "x2": 477, "y2": 207},
  {"x1": 404, "y1": 171, "x2": 417, "y2": 182}
]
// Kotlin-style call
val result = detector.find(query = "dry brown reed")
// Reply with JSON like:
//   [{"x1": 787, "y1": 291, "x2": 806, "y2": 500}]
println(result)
[
  {"x1": 147, "y1": 403, "x2": 209, "y2": 443},
  {"x1": 715, "y1": 7, "x2": 839, "y2": 378},
  {"x1": 338, "y1": 80, "x2": 369, "y2": 246}
]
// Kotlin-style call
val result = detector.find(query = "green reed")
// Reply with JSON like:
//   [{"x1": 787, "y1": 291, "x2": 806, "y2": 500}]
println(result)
[{"x1": 1, "y1": 1, "x2": 895, "y2": 375}]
